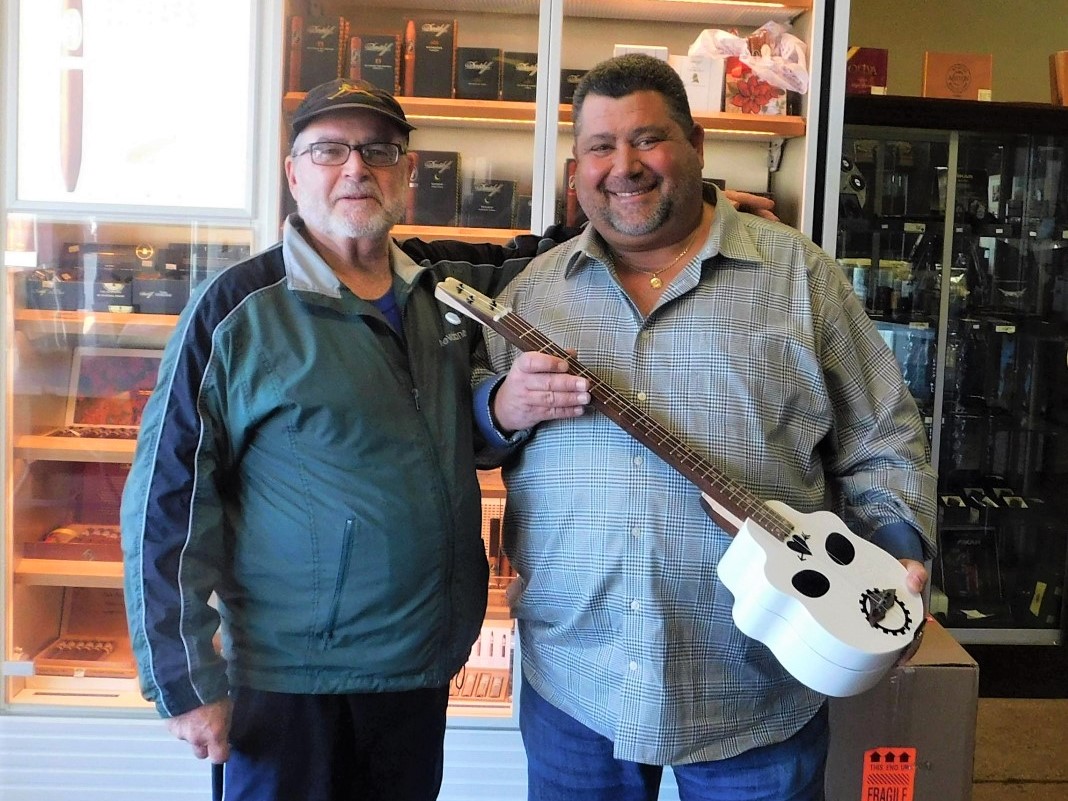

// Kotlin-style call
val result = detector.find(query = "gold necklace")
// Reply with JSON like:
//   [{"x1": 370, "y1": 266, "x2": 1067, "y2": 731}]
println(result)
[{"x1": 613, "y1": 228, "x2": 700, "y2": 290}]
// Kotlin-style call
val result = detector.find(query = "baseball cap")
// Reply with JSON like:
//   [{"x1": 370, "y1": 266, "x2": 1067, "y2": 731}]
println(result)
[{"x1": 291, "y1": 78, "x2": 416, "y2": 140}]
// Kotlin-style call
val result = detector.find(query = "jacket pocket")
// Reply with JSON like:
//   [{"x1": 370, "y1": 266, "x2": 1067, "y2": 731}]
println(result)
[{"x1": 320, "y1": 517, "x2": 356, "y2": 647}]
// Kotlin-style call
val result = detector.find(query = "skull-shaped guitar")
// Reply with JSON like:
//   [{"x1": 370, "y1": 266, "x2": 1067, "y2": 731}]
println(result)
[{"x1": 436, "y1": 277, "x2": 924, "y2": 698}]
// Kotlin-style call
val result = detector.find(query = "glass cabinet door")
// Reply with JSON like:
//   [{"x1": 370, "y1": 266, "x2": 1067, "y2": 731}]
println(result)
[{"x1": 836, "y1": 106, "x2": 1068, "y2": 645}]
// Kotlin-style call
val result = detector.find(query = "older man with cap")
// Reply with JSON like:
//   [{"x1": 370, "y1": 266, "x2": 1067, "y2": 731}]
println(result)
[{"x1": 120, "y1": 77, "x2": 591, "y2": 801}]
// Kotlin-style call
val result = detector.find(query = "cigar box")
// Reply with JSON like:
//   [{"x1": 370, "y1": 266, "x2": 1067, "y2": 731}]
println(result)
[
  {"x1": 456, "y1": 47, "x2": 501, "y2": 101},
  {"x1": 92, "y1": 281, "x2": 133, "y2": 313},
  {"x1": 132, "y1": 274, "x2": 189, "y2": 314},
  {"x1": 668, "y1": 53, "x2": 725, "y2": 113},
  {"x1": 724, "y1": 56, "x2": 786, "y2": 115},
  {"x1": 462, "y1": 179, "x2": 516, "y2": 228},
  {"x1": 515, "y1": 194, "x2": 533, "y2": 230},
  {"x1": 349, "y1": 32, "x2": 402, "y2": 95},
  {"x1": 922, "y1": 52, "x2": 993, "y2": 101},
  {"x1": 559, "y1": 68, "x2": 587, "y2": 104},
  {"x1": 846, "y1": 47, "x2": 888, "y2": 95},
  {"x1": 34, "y1": 587, "x2": 137, "y2": 679},
  {"x1": 406, "y1": 18, "x2": 457, "y2": 98},
  {"x1": 411, "y1": 150, "x2": 461, "y2": 226},
  {"x1": 502, "y1": 51, "x2": 538, "y2": 102},
  {"x1": 299, "y1": 16, "x2": 348, "y2": 91},
  {"x1": 23, "y1": 523, "x2": 122, "y2": 562}
]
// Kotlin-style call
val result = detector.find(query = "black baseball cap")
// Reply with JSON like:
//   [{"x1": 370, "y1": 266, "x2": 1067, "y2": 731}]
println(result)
[{"x1": 291, "y1": 78, "x2": 416, "y2": 140}]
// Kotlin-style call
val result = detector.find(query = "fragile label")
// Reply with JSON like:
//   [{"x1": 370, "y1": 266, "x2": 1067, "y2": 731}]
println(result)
[{"x1": 860, "y1": 747, "x2": 917, "y2": 801}]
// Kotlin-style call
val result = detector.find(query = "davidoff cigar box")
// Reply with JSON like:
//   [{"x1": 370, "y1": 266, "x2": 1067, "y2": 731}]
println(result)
[
  {"x1": 23, "y1": 523, "x2": 122, "y2": 561},
  {"x1": 349, "y1": 32, "x2": 402, "y2": 95},
  {"x1": 132, "y1": 273, "x2": 189, "y2": 314},
  {"x1": 34, "y1": 587, "x2": 137, "y2": 679},
  {"x1": 406, "y1": 18, "x2": 457, "y2": 98},
  {"x1": 922, "y1": 52, "x2": 993, "y2": 100},
  {"x1": 456, "y1": 47, "x2": 501, "y2": 100},
  {"x1": 846, "y1": 47, "x2": 889, "y2": 95},
  {"x1": 299, "y1": 16, "x2": 348, "y2": 90},
  {"x1": 462, "y1": 179, "x2": 516, "y2": 228},
  {"x1": 559, "y1": 68, "x2": 587, "y2": 104},
  {"x1": 410, "y1": 150, "x2": 461, "y2": 226},
  {"x1": 502, "y1": 51, "x2": 538, "y2": 102},
  {"x1": 92, "y1": 281, "x2": 134, "y2": 313}
]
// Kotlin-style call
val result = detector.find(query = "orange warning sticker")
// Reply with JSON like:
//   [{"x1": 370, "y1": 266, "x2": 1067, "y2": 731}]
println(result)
[{"x1": 860, "y1": 747, "x2": 917, "y2": 801}]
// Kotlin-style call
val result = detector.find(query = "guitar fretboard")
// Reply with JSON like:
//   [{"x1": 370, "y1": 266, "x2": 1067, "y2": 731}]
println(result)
[{"x1": 447, "y1": 279, "x2": 794, "y2": 542}]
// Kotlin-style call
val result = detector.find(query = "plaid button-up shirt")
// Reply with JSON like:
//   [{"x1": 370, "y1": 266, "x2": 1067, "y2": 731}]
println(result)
[{"x1": 481, "y1": 192, "x2": 936, "y2": 765}]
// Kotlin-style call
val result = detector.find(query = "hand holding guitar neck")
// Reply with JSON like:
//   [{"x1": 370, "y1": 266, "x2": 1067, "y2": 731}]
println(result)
[{"x1": 436, "y1": 277, "x2": 925, "y2": 697}]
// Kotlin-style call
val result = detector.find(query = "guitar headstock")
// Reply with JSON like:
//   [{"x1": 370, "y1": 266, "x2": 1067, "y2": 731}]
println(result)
[{"x1": 435, "y1": 277, "x2": 511, "y2": 327}]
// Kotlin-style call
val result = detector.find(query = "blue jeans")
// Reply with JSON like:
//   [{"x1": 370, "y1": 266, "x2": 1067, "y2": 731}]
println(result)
[{"x1": 520, "y1": 677, "x2": 827, "y2": 801}]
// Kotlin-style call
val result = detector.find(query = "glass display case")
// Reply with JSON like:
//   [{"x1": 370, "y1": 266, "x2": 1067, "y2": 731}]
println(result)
[
  {"x1": 2, "y1": 0, "x2": 846, "y2": 797},
  {"x1": 832, "y1": 94, "x2": 1068, "y2": 645}
]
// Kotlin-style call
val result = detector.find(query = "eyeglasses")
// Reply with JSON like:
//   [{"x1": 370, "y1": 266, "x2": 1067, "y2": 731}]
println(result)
[{"x1": 294, "y1": 141, "x2": 406, "y2": 167}]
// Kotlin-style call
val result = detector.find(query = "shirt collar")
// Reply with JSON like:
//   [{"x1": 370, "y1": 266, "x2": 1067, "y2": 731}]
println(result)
[
  {"x1": 563, "y1": 185, "x2": 766, "y2": 279},
  {"x1": 281, "y1": 213, "x2": 424, "y2": 303}
]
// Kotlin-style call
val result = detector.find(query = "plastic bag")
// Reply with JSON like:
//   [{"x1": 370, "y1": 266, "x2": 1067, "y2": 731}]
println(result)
[{"x1": 688, "y1": 21, "x2": 809, "y2": 94}]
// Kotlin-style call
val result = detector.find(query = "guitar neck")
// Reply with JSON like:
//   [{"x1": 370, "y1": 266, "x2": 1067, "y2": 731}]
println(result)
[{"x1": 440, "y1": 279, "x2": 792, "y2": 541}]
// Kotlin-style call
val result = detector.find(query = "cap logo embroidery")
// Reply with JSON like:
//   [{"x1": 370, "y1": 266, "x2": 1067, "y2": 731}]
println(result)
[{"x1": 327, "y1": 83, "x2": 381, "y2": 102}]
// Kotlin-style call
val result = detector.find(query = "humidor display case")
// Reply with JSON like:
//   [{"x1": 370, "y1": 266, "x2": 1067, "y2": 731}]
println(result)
[
  {"x1": 830, "y1": 94, "x2": 1068, "y2": 645},
  {"x1": 2, "y1": 0, "x2": 847, "y2": 798}
]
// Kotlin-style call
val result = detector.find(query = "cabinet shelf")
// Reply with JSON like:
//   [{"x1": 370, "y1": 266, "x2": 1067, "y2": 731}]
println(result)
[
  {"x1": 344, "y1": 0, "x2": 811, "y2": 25},
  {"x1": 14, "y1": 558, "x2": 124, "y2": 589},
  {"x1": 14, "y1": 309, "x2": 178, "y2": 346},
  {"x1": 283, "y1": 94, "x2": 805, "y2": 141},
  {"x1": 14, "y1": 435, "x2": 136, "y2": 464}
]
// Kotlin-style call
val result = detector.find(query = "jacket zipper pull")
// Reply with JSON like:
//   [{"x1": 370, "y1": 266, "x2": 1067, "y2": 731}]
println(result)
[{"x1": 411, "y1": 387, "x2": 421, "y2": 410}]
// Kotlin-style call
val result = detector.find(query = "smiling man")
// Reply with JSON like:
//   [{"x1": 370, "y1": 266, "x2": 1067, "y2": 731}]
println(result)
[
  {"x1": 120, "y1": 78, "x2": 588, "y2": 801},
  {"x1": 476, "y1": 54, "x2": 938, "y2": 801}
]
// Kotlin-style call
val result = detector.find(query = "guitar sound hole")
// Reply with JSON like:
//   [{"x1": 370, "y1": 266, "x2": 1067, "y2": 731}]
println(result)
[
  {"x1": 825, "y1": 531, "x2": 856, "y2": 566},
  {"x1": 792, "y1": 569, "x2": 831, "y2": 599}
]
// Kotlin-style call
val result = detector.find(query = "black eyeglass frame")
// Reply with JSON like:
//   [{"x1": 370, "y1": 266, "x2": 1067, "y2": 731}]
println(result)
[{"x1": 293, "y1": 141, "x2": 408, "y2": 167}]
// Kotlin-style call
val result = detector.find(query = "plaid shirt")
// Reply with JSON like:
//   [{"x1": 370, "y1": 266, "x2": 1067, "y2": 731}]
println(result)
[{"x1": 481, "y1": 192, "x2": 936, "y2": 765}]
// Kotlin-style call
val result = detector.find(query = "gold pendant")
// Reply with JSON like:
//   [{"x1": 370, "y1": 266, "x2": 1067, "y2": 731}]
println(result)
[{"x1": 649, "y1": 276, "x2": 663, "y2": 289}]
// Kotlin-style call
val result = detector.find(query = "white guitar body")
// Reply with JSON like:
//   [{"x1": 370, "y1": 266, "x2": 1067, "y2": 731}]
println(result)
[{"x1": 715, "y1": 498, "x2": 923, "y2": 697}]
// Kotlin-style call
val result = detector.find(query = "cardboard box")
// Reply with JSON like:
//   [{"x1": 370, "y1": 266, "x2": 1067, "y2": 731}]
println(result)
[
  {"x1": 846, "y1": 47, "x2": 889, "y2": 95},
  {"x1": 349, "y1": 32, "x2": 402, "y2": 95},
  {"x1": 502, "y1": 51, "x2": 538, "y2": 102},
  {"x1": 406, "y1": 18, "x2": 457, "y2": 98},
  {"x1": 826, "y1": 619, "x2": 978, "y2": 801},
  {"x1": 724, "y1": 56, "x2": 786, "y2": 115},
  {"x1": 456, "y1": 47, "x2": 501, "y2": 101},
  {"x1": 410, "y1": 150, "x2": 461, "y2": 226},
  {"x1": 923, "y1": 52, "x2": 993, "y2": 101},
  {"x1": 668, "y1": 53, "x2": 725, "y2": 113}
]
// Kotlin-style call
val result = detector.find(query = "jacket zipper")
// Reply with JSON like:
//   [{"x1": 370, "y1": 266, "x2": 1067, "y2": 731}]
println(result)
[{"x1": 322, "y1": 517, "x2": 356, "y2": 646}]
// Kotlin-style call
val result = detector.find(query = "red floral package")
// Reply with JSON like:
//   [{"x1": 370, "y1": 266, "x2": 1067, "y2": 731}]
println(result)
[{"x1": 724, "y1": 56, "x2": 786, "y2": 115}]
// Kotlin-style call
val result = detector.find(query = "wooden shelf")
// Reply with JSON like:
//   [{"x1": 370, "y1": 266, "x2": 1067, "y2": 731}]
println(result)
[
  {"x1": 14, "y1": 558, "x2": 124, "y2": 589},
  {"x1": 338, "y1": 0, "x2": 811, "y2": 26},
  {"x1": 284, "y1": 94, "x2": 804, "y2": 141},
  {"x1": 14, "y1": 435, "x2": 136, "y2": 463},
  {"x1": 14, "y1": 309, "x2": 178, "y2": 346}
]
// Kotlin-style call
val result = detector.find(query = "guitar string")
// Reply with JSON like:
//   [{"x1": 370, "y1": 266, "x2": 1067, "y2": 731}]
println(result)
[{"x1": 455, "y1": 284, "x2": 912, "y2": 628}]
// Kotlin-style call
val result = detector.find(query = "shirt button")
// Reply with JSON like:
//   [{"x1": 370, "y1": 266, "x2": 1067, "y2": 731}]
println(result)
[
  {"x1": 633, "y1": 455, "x2": 643, "y2": 467},
  {"x1": 629, "y1": 661, "x2": 638, "y2": 671},
  {"x1": 631, "y1": 526, "x2": 641, "y2": 538},
  {"x1": 636, "y1": 391, "x2": 647, "y2": 402},
  {"x1": 630, "y1": 599, "x2": 640, "y2": 611}
]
